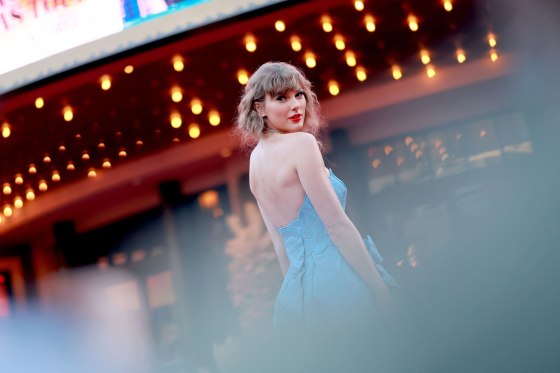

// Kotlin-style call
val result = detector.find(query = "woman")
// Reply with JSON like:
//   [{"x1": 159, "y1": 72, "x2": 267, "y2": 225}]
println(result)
[{"x1": 235, "y1": 62, "x2": 395, "y2": 330}]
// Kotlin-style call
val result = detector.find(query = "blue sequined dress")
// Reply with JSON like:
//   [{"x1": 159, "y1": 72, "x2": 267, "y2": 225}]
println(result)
[{"x1": 273, "y1": 169, "x2": 397, "y2": 329}]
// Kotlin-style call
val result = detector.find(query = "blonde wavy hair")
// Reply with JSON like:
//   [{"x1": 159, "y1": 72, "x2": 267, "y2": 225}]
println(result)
[{"x1": 235, "y1": 61, "x2": 322, "y2": 148}]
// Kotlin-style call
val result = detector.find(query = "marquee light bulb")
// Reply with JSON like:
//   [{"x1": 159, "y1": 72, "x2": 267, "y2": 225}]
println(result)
[
  {"x1": 100, "y1": 74, "x2": 112, "y2": 90},
  {"x1": 420, "y1": 49, "x2": 431, "y2": 65},
  {"x1": 456, "y1": 49, "x2": 467, "y2": 63},
  {"x1": 3, "y1": 205, "x2": 12, "y2": 217},
  {"x1": 124, "y1": 65, "x2": 134, "y2": 74},
  {"x1": 188, "y1": 123, "x2": 201, "y2": 139},
  {"x1": 364, "y1": 14, "x2": 376, "y2": 32},
  {"x1": 51, "y1": 171, "x2": 60, "y2": 182},
  {"x1": 14, "y1": 197, "x2": 24, "y2": 208},
  {"x1": 490, "y1": 49, "x2": 499, "y2": 62},
  {"x1": 26, "y1": 189, "x2": 35, "y2": 201},
  {"x1": 354, "y1": 1, "x2": 365, "y2": 11},
  {"x1": 244, "y1": 34, "x2": 257, "y2": 52},
  {"x1": 345, "y1": 50, "x2": 357, "y2": 67},
  {"x1": 237, "y1": 69, "x2": 249, "y2": 85},
  {"x1": 392, "y1": 65, "x2": 403, "y2": 80},
  {"x1": 67, "y1": 161, "x2": 75, "y2": 171},
  {"x1": 275, "y1": 20, "x2": 286, "y2": 32},
  {"x1": 15, "y1": 174, "x2": 23, "y2": 185},
  {"x1": 443, "y1": 0, "x2": 453, "y2": 12},
  {"x1": 321, "y1": 15, "x2": 333, "y2": 32},
  {"x1": 408, "y1": 14, "x2": 419, "y2": 31},
  {"x1": 172, "y1": 55, "x2": 184, "y2": 72},
  {"x1": 488, "y1": 33, "x2": 497, "y2": 47},
  {"x1": 190, "y1": 99, "x2": 203, "y2": 115},
  {"x1": 328, "y1": 80, "x2": 340, "y2": 96},
  {"x1": 38, "y1": 180, "x2": 48, "y2": 192},
  {"x1": 290, "y1": 35, "x2": 302, "y2": 52},
  {"x1": 29, "y1": 164, "x2": 37, "y2": 174},
  {"x1": 304, "y1": 52, "x2": 317, "y2": 68},
  {"x1": 356, "y1": 66, "x2": 367, "y2": 81},
  {"x1": 208, "y1": 110, "x2": 221, "y2": 126},
  {"x1": 171, "y1": 86, "x2": 183, "y2": 103},
  {"x1": 333, "y1": 34, "x2": 345, "y2": 50},
  {"x1": 35, "y1": 97, "x2": 45, "y2": 109},
  {"x1": 2, "y1": 183, "x2": 11, "y2": 195},
  {"x1": 426, "y1": 64, "x2": 437, "y2": 78},
  {"x1": 1, "y1": 122, "x2": 10, "y2": 138},
  {"x1": 63, "y1": 106, "x2": 73, "y2": 122},
  {"x1": 170, "y1": 112, "x2": 182, "y2": 128}
]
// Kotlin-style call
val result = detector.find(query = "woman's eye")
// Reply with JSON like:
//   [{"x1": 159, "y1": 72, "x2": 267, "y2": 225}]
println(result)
[
  {"x1": 296, "y1": 91, "x2": 304, "y2": 97},
  {"x1": 276, "y1": 95, "x2": 286, "y2": 101}
]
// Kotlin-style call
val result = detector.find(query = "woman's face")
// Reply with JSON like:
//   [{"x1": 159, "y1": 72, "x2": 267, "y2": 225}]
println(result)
[{"x1": 257, "y1": 88, "x2": 306, "y2": 134}]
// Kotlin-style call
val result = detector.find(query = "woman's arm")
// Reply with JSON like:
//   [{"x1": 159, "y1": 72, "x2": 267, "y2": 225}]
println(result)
[
  {"x1": 258, "y1": 202, "x2": 290, "y2": 277},
  {"x1": 291, "y1": 133, "x2": 390, "y2": 300}
]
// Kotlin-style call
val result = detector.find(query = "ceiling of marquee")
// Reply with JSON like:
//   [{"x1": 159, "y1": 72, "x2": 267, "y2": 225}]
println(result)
[{"x1": 0, "y1": 0, "x2": 510, "y2": 216}]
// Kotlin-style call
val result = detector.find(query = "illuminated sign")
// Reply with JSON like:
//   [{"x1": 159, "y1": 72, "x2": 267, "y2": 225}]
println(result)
[{"x1": 0, "y1": 0, "x2": 286, "y2": 94}]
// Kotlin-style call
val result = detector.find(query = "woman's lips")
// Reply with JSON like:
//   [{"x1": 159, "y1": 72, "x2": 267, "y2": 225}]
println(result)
[{"x1": 289, "y1": 114, "x2": 302, "y2": 122}]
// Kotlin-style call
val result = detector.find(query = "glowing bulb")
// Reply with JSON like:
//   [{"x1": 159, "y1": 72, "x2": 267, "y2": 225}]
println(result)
[
  {"x1": 244, "y1": 34, "x2": 257, "y2": 52},
  {"x1": 290, "y1": 35, "x2": 302, "y2": 52},
  {"x1": 170, "y1": 112, "x2": 182, "y2": 128},
  {"x1": 3, "y1": 183, "x2": 11, "y2": 195},
  {"x1": 443, "y1": 0, "x2": 453, "y2": 11},
  {"x1": 328, "y1": 80, "x2": 340, "y2": 96},
  {"x1": 171, "y1": 86, "x2": 183, "y2": 102},
  {"x1": 188, "y1": 123, "x2": 201, "y2": 139},
  {"x1": 26, "y1": 189, "x2": 35, "y2": 201},
  {"x1": 43, "y1": 154, "x2": 51, "y2": 163},
  {"x1": 102, "y1": 159, "x2": 112, "y2": 168},
  {"x1": 392, "y1": 65, "x2": 403, "y2": 80},
  {"x1": 426, "y1": 64, "x2": 437, "y2": 78},
  {"x1": 67, "y1": 161, "x2": 75, "y2": 171},
  {"x1": 490, "y1": 49, "x2": 499, "y2": 62},
  {"x1": 364, "y1": 14, "x2": 376, "y2": 32},
  {"x1": 488, "y1": 33, "x2": 497, "y2": 47},
  {"x1": 172, "y1": 55, "x2": 184, "y2": 72},
  {"x1": 354, "y1": 0, "x2": 365, "y2": 11},
  {"x1": 305, "y1": 52, "x2": 317, "y2": 68},
  {"x1": 208, "y1": 110, "x2": 221, "y2": 126},
  {"x1": 35, "y1": 97, "x2": 44, "y2": 109},
  {"x1": 82, "y1": 152, "x2": 90, "y2": 161},
  {"x1": 88, "y1": 169, "x2": 97, "y2": 178},
  {"x1": 275, "y1": 20, "x2": 286, "y2": 32},
  {"x1": 98, "y1": 142, "x2": 105, "y2": 149},
  {"x1": 63, "y1": 105, "x2": 73, "y2": 122},
  {"x1": 333, "y1": 34, "x2": 345, "y2": 50},
  {"x1": 356, "y1": 66, "x2": 367, "y2": 81},
  {"x1": 59, "y1": 145, "x2": 66, "y2": 152},
  {"x1": 51, "y1": 171, "x2": 60, "y2": 182},
  {"x1": 136, "y1": 140, "x2": 143, "y2": 146},
  {"x1": 408, "y1": 14, "x2": 419, "y2": 31},
  {"x1": 190, "y1": 99, "x2": 203, "y2": 115},
  {"x1": 1, "y1": 122, "x2": 10, "y2": 138},
  {"x1": 345, "y1": 51, "x2": 357, "y2": 67},
  {"x1": 420, "y1": 49, "x2": 431, "y2": 65},
  {"x1": 321, "y1": 15, "x2": 333, "y2": 32},
  {"x1": 14, "y1": 196, "x2": 23, "y2": 209},
  {"x1": 3, "y1": 205, "x2": 12, "y2": 217},
  {"x1": 100, "y1": 74, "x2": 111, "y2": 90},
  {"x1": 29, "y1": 164, "x2": 37, "y2": 174},
  {"x1": 124, "y1": 65, "x2": 134, "y2": 74},
  {"x1": 456, "y1": 49, "x2": 467, "y2": 63},
  {"x1": 237, "y1": 69, "x2": 249, "y2": 85},
  {"x1": 15, "y1": 174, "x2": 23, "y2": 184},
  {"x1": 119, "y1": 148, "x2": 127, "y2": 157},
  {"x1": 38, "y1": 180, "x2": 48, "y2": 192}
]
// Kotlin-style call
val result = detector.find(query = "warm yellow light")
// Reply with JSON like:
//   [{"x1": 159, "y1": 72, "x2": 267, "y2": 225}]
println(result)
[
  {"x1": 1, "y1": 122, "x2": 10, "y2": 138},
  {"x1": 100, "y1": 74, "x2": 111, "y2": 90},
  {"x1": 171, "y1": 86, "x2": 183, "y2": 103},
  {"x1": 63, "y1": 105, "x2": 73, "y2": 122},
  {"x1": 2, "y1": 183, "x2": 11, "y2": 195},
  {"x1": 488, "y1": 33, "x2": 497, "y2": 47},
  {"x1": 26, "y1": 189, "x2": 35, "y2": 201},
  {"x1": 67, "y1": 161, "x2": 75, "y2": 171},
  {"x1": 28, "y1": 164, "x2": 37, "y2": 174},
  {"x1": 392, "y1": 65, "x2": 403, "y2": 80},
  {"x1": 190, "y1": 99, "x2": 203, "y2": 115},
  {"x1": 290, "y1": 35, "x2": 302, "y2": 52},
  {"x1": 237, "y1": 69, "x2": 249, "y2": 85},
  {"x1": 88, "y1": 169, "x2": 97, "y2": 178},
  {"x1": 136, "y1": 139, "x2": 143, "y2": 146},
  {"x1": 443, "y1": 0, "x2": 453, "y2": 12},
  {"x1": 356, "y1": 66, "x2": 367, "y2": 81},
  {"x1": 82, "y1": 152, "x2": 90, "y2": 160},
  {"x1": 345, "y1": 51, "x2": 357, "y2": 67},
  {"x1": 188, "y1": 123, "x2": 201, "y2": 139},
  {"x1": 321, "y1": 15, "x2": 333, "y2": 32},
  {"x1": 124, "y1": 65, "x2": 134, "y2": 74},
  {"x1": 35, "y1": 97, "x2": 44, "y2": 109},
  {"x1": 98, "y1": 142, "x2": 105, "y2": 150},
  {"x1": 490, "y1": 49, "x2": 499, "y2": 62},
  {"x1": 451, "y1": 49, "x2": 465, "y2": 64},
  {"x1": 38, "y1": 180, "x2": 48, "y2": 192},
  {"x1": 408, "y1": 14, "x2": 419, "y2": 31},
  {"x1": 170, "y1": 112, "x2": 182, "y2": 128},
  {"x1": 15, "y1": 174, "x2": 23, "y2": 185},
  {"x1": 198, "y1": 190, "x2": 219, "y2": 209},
  {"x1": 426, "y1": 64, "x2": 437, "y2": 78},
  {"x1": 354, "y1": 0, "x2": 365, "y2": 11},
  {"x1": 43, "y1": 154, "x2": 51, "y2": 163},
  {"x1": 333, "y1": 34, "x2": 345, "y2": 50},
  {"x1": 244, "y1": 34, "x2": 257, "y2": 52},
  {"x1": 328, "y1": 80, "x2": 340, "y2": 96},
  {"x1": 275, "y1": 20, "x2": 286, "y2": 32},
  {"x1": 3, "y1": 205, "x2": 13, "y2": 217},
  {"x1": 364, "y1": 14, "x2": 376, "y2": 32},
  {"x1": 59, "y1": 145, "x2": 66, "y2": 152},
  {"x1": 172, "y1": 55, "x2": 184, "y2": 72},
  {"x1": 102, "y1": 159, "x2": 112, "y2": 168},
  {"x1": 420, "y1": 49, "x2": 431, "y2": 65},
  {"x1": 305, "y1": 52, "x2": 317, "y2": 68},
  {"x1": 51, "y1": 171, "x2": 60, "y2": 182},
  {"x1": 119, "y1": 148, "x2": 127, "y2": 157},
  {"x1": 208, "y1": 110, "x2": 221, "y2": 126}
]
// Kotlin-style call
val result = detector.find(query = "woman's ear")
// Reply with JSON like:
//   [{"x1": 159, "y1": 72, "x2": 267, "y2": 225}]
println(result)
[{"x1": 253, "y1": 101, "x2": 265, "y2": 117}]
